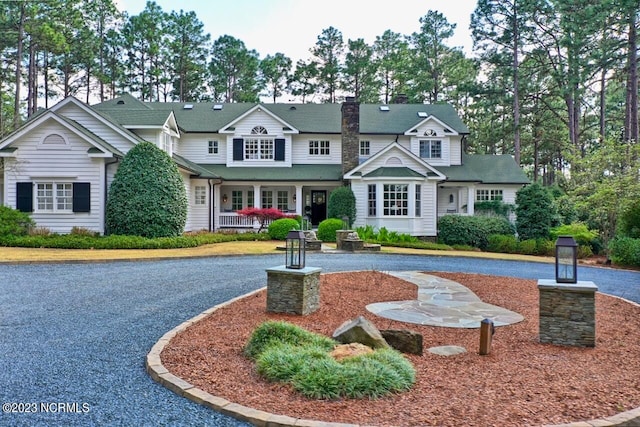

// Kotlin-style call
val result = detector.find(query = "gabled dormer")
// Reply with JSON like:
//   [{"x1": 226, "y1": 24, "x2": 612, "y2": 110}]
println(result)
[
  {"x1": 405, "y1": 114, "x2": 463, "y2": 167},
  {"x1": 219, "y1": 104, "x2": 299, "y2": 168}
]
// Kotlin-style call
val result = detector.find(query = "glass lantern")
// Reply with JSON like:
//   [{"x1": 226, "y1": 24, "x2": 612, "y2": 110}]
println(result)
[
  {"x1": 555, "y1": 236, "x2": 578, "y2": 283},
  {"x1": 285, "y1": 230, "x2": 306, "y2": 269}
]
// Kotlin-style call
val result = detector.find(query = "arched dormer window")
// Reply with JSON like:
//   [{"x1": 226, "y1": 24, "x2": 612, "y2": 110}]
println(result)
[{"x1": 232, "y1": 125, "x2": 285, "y2": 162}]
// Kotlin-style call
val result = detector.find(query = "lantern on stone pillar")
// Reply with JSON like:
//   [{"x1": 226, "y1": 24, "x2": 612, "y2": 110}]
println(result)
[
  {"x1": 286, "y1": 230, "x2": 306, "y2": 269},
  {"x1": 555, "y1": 236, "x2": 578, "y2": 283}
]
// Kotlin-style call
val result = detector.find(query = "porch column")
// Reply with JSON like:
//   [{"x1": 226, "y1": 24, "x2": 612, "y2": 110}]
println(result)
[
  {"x1": 467, "y1": 185, "x2": 475, "y2": 215},
  {"x1": 253, "y1": 184, "x2": 261, "y2": 208},
  {"x1": 213, "y1": 184, "x2": 220, "y2": 230},
  {"x1": 295, "y1": 185, "x2": 303, "y2": 215}
]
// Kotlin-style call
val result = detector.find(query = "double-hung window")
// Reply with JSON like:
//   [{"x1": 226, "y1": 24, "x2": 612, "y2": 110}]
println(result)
[
  {"x1": 383, "y1": 184, "x2": 408, "y2": 216},
  {"x1": 277, "y1": 191, "x2": 288, "y2": 210},
  {"x1": 232, "y1": 190, "x2": 243, "y2": 210},
  {"x1": 309, "y1": 140, "x2": 330, "y2": 155},
  {"x1": 245, "y1": 126, "x2": 274, "y2": 160},
  {"x1": 208, "y1": 140, "x2": 218, "y2": 154},
  {"x1": 419, "y1": 140, "x2": 441, "y2": 159},
  {"x1": 261, "y1": 190, "x2": 273, "y2": 208},
  {"x1": 368, "y1": 184, "x2": 376, "y2": 216},
  {"x1": 195, "y1": 186, "x2": 207, "y2": 205},
  {"x1": 37, "y1": 182, "x2": 72, "y2": 212},
  {"x1": 360, "y1": 140, "x2": 370, "y2": 156}
]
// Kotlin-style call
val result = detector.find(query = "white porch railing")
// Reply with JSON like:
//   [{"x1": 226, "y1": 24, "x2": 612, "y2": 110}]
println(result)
[{"x1": 219, "y1": 213, "x2": 257, "y2": 228}]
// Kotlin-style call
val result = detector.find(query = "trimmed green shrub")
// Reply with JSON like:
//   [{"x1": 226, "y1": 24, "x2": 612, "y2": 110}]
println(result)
[
  {"x1": 0, "y1": 206, "x2": 34, "y2": 237},
  {"x1": 438, "y1": 215, "x2": 514, "y2": 250},
  {"x1": 0, "y1": 231, "x2": 272, "y2": 249},
  {"x1": 487, "y1": 234, "x2": 518, "y2": 253},
  {"x1": 106, "y1": 141, "x2": 187, "y2": 238},
  {"x1": 268, "y1": 218, "x2": 300, "y2": 240},
  {"x1": 246, "y1": 321, "x2": 415, "y2": 400},
  {"x1": 244, "y1": 321, "x2": 336, "y2": 360},
  {"x1": 317, "y1": 218, "x2": 344, "y2": 242},
  {"x1": 327, "y1": 186, "x2": 357, "y2": 227},
  {"x1": 515, "y1": 182, "x2": 555, "y2": 241},
  {"x1": 608, "y1": 237, "x2": 640, "y2": 267},
  {"x1": 517, "y1": 239, "x2": 538, "y2": 255}
]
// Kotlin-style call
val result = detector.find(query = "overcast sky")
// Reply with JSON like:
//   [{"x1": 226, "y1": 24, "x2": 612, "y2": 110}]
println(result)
[{"x1": 115, "y1": 0, "x2": 478, "y2": 62}]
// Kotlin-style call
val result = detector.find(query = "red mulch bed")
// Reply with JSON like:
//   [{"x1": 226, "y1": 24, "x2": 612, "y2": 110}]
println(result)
[{"x1": 161, "y1": 271, "x2": 640, "y2": 427}]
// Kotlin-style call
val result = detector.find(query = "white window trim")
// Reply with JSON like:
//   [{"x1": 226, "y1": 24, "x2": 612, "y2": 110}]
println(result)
[
  {"x1": 208, "y1": 140, "x2": 219, "y2": 154},
  {"x1": 419, "y1": 139, "x2": 442, "y2": 159},
  {"x1": 35, "y1": 181, "x2": 73, "y2": 213},
  {"x1": 195, "y1": 186, "x2": 207, "y2": 205},
  {"x1": 309, "y1": 140, "x2": 330, "y2": 156}
]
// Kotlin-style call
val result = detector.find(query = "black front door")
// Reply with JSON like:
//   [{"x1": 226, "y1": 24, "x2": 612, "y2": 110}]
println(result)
[{"x1": 310, "y1": 190, "x2": 327, "y2": 226}]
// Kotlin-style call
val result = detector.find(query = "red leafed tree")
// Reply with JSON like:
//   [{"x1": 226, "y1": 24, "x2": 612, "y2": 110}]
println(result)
[{"x1": 237, "y1": 207, "x2": 291, "y2": 232}]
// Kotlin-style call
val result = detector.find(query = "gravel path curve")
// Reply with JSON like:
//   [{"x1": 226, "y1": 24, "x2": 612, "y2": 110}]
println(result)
[{"x1": 0, "y1": 253, "x2": 638, "y2": 426}]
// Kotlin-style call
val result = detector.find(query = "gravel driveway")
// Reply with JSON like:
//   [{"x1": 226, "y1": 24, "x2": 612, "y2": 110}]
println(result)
[{"x1": 1, "y1": 253, "x2": 638, "y2": 426}]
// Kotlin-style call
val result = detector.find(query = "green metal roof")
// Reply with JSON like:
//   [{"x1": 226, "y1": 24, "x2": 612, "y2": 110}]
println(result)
[
  {"x1": 92, "y1": 96, "x2": 469, "y2": 135},
  {"x1": 197, "y1": 164, "x2": 343, "y2": 181},
  {"x1": 173, "y1": 154, "x2": 220, "y2": 178},
  {"x1": 363, "y1": 167, "x2": 426, "y2": 178},
  {"x1": 435, "y1": 154, "x2": 530, "y2": 184}
]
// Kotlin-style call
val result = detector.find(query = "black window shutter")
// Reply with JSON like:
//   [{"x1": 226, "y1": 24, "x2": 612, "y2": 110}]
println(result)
[
  {"x1": 275, "y1": 138, "x2": 285, "y2": 161},
  {"x1": 73, "y1": 182, "x2": 91, "y2": 213},
  {"x1": 16, "y1": 182, "x2": 33, "y2": 212},
  {"x1": 233, "y1": 138, "x2": 243, "y2": 160}
]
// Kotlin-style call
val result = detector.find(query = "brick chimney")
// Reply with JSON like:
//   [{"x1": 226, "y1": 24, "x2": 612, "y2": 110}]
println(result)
[{"x1": 341, "y1": 96, "x2": 360, "y2": 177}]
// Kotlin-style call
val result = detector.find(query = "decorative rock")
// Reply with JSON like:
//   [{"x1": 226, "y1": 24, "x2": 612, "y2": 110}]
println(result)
[
  {"x1": 329, "y1": 343, "x2": 374, "y2": 361},
  {"x1": 428, "y1": 345, "x2": 467, "y2": 356},
  {"x1": 380, "y1": 329, "x2": 423, "y2": 355},
  {"x1": 332, "y1": 316, "x2": 390, "y2": 349}
]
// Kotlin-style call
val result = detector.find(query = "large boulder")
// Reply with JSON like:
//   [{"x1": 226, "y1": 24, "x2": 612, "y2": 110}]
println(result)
[
  {"x1": 332, "y1": 316, "x2": 389, "y2": 349},
  {"x1": 381, "y1": 329, "x2": 423, "y2": 355}
]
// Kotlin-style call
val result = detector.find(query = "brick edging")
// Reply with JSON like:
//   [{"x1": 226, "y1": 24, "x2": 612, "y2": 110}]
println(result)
[{"x1": 146, "y1": 280, "x2": 640, "y2": 427}]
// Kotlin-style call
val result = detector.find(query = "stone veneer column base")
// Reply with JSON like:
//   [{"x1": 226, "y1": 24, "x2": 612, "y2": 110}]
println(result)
[
  {"x1": 266, "y1": 266, "x2": 321, "y2": 315},
  {"x1": 537, "y1": 279, "x2": 598, "y2": 347}
]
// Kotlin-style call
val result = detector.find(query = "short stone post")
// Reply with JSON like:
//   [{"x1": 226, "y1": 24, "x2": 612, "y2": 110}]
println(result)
[
  {"x1": 266, "y1": 266, "x2": 321, "y2": 315},
  {"x1": 537, "y1": 279, "x2": 598, "y2": 347}
]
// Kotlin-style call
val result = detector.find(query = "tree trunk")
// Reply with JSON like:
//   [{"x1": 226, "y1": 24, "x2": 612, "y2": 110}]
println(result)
[
  {"x1": 13, "y1": 3, "x2": 26, "y2": 129},
  {"x1": 512, "y1": 3, "x2": 521, "y2": 165},
  {"x1": 624, "y1": 10, "x2": 638, "y2": 142}
]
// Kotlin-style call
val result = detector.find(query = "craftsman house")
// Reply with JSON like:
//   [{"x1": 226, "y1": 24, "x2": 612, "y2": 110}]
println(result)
[{"x1": 0, "y1": 94, "x2": 529, "y2": 237}]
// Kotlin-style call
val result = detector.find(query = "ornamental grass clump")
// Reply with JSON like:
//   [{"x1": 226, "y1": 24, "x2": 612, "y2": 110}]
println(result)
[{"x1": 245, "y1": 321, "x2": 415, "y2": 400}]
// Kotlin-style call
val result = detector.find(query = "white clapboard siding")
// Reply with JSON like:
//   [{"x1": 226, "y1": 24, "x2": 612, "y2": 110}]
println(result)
[
  {"x1": 56, "y1": 102, "x2": 135, "y2": 155},
  {"x1": 185, "y1": 177, "x2": 210, "y2": 232},
  {"x1": 226, "y1": 110, "x2": 292, "y2": 167},
  {"x1": 449, "y1": 138, "x2": 462, "y2": 165},
  {"x1": 291, "y1": 134, "x2": 342, "y2": 165},
  {"x1": 176, "y1": 134, "x2": 226, "y2": 164},
  {"x1": 5, "y1": 121, "x2": 105, "y2": 233}
]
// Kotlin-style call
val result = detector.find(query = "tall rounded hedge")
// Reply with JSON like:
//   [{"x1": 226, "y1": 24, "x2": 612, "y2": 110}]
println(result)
[
  {"x1": 268, "y1": 218, "x2": 300, "y2": 240},
  {"x1": 327, "y1": 186, "x2": 356, "y2": 227},
  {"x1": 438, "y1": 215, "x2": 515, "y2": 250},
  {"x1": 106, "y1": 142, "x2": 187, "y2": 238},
  {"x1": 317, "y1": 218, "x2": 344, "y2": 242},
  {"x1": 515, "y1": 182, "x2": 554, "y2": 241}
]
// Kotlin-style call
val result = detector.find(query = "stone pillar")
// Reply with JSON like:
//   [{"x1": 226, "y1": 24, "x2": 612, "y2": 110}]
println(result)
[
  {"x1": 335, "y1": 230, "x2": 352, "y2": 250},
  {"x1": 341, "y1": 96, "x2": 360, "y2": 179},
  {"x1": 537, "y1": 279, "x2": 598, "y2": 347},
  {"x1": 266, "y1": 266, "x2": 321, "y2": 315}
]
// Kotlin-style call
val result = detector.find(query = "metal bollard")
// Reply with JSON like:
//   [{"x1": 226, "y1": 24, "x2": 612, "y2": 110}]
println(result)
[{"x1": 479, "y1": 318, "x2": 495, "y2": 356}]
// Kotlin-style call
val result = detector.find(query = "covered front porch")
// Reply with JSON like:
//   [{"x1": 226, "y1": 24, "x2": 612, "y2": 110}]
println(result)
[
  {"x1": 437, "y1": 184, "x2": 475, "y2": 217},
  {"x1": 214, "y1": 182, "x2": 339, "y2": 230}
]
